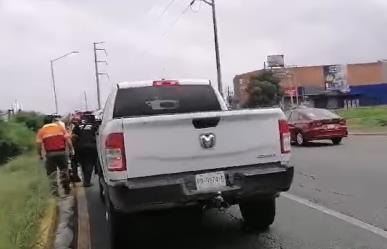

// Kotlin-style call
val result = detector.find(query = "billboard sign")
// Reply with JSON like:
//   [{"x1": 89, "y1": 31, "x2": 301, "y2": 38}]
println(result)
[
  {"x1": 284, "y1": 86, "x2": 297, "y2": 97},
  {"x1": 267, "y1": 55, "x2": 285, "y2": 68},
  {"x1": 324, "y1": 65, "x2": 350, "y2": 92}
]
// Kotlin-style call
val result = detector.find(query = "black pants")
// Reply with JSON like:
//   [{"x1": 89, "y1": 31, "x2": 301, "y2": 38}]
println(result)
[
  {"x1": 78, "y1": 148, "x2": 97, "y2": 185},
  {"x1": 70, "y1": 154, "x2": 81, "y2": 182},
  {"x1": 45, "y1": 151, "x2": 70, "y2": 194}
]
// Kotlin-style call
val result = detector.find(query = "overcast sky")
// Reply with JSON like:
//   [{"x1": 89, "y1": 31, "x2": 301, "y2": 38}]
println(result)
[{"x1": 1, "y1": 0, "x2": 387, "y2": 114}]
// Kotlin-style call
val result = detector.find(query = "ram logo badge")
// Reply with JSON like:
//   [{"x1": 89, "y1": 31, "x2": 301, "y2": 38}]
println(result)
[{"x1": 199, "y1": 133, "x2": 216, "y2": 149}]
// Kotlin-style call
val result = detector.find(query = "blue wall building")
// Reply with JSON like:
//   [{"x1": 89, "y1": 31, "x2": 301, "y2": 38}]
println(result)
[{"x1": 350, "y1": 83, "x2": 387, "y2": 106}]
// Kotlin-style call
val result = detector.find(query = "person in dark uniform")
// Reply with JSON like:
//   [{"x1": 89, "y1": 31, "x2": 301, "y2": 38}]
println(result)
[
  {"x1": 69, "y1": 116, "x2": 82, "y2": 183},
  {"x1": 72, "y1": 113, "x2": 98, "y2": 187}
]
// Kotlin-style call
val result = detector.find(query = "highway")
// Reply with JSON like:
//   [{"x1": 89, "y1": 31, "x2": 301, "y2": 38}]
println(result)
[{"x1": 85, "y1": 136, "x2": 387, "y2": 249}]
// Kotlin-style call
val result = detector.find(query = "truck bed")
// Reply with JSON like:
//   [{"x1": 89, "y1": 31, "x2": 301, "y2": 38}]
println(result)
[{"x1": 121, "y1": 108, "x2": 289, "y2": 178}]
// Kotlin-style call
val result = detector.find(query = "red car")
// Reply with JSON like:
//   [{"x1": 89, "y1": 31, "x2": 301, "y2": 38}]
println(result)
[{"x1": 287, "y1": 107, "x2": 348, "y2": 145}]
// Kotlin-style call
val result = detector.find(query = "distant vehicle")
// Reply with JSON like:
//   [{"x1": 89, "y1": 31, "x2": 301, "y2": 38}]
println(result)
[
  {"x1": 70, "y1": 111, "x2": 97, "y2": 124},
  {"x1": 97, "y1": 79, "x2": 294, "y2": 248},
  {"x1": 287, "y1": 107, "x2": 348, "y2": 145},
  {"x1": 93, "y1": 109, "x2": 103, "y2": 122}
]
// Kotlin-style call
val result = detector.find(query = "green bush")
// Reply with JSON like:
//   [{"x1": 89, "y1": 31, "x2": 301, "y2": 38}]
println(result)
[
  {"x1": 0, "y1": 140, "x2": 21, "y2": 164},
  {"x1": 0, "y1": 120, "x2": 35, "y2": 164},
  {"x1": 13, "y1": 112, "x2": 44, "y2": 132}
]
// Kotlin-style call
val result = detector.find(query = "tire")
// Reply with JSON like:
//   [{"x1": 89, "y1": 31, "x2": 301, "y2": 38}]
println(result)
[
  {"x1": 97, "y1": 160, "x2": 105, "y2": 204},
  {"x1": 332, "y1": 137, "x2": 342, "y2": 145},
  {"x1": 239, "y1": 197, "x2": 276, "y2": 231},
  {"x1": 296, "y1": 132, "x2": 306, "y2": 146},
  {"x1": 105, "y1": 197, "x2": 129, "y2": 249},
  {"x1": 98, "y1": 176, "x2": 105, "y2": 204},
  {"x1": 185, "y1": 206, "x2": 203, "y2": 229}
]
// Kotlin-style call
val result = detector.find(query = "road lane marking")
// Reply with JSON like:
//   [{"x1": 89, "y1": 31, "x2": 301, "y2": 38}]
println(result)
[{"x1": 282, "y1": 192, "x2": 387, "y2": 240}]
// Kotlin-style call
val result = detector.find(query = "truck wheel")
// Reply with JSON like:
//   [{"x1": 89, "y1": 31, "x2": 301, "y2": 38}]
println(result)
[
  {"x1": 185, "y1": 206, "x2": 203, "y2": 229},
  {"x1": 106, "y1": 199, "x2": 128, "y2": 249},
  {"x1": 98, "y1": 176, "x2": 105, "y2": 204},
  {"x1": 332, "y1": 138, "x2": 342, "y2": 145},
  {"x1": 239, "y1": 198, "x2": 276, "y2": 231}
]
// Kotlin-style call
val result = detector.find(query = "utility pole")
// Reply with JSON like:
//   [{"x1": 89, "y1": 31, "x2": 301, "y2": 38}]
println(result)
[
  {"x1": 84, "y1": 91, "x2": 88, "y2": 111},
  {"x1": 227, "y1": 86, "x2": 231, "y2": 105},
  {"x1": 191, "y1": 0, "x2": 223, "y2": 96},
  {"x1": 93, "y1": 43, "x2": 101, "y2": 110},
  {"x1": 93, "y1": 42, "x2": 109, "y2": 110}
]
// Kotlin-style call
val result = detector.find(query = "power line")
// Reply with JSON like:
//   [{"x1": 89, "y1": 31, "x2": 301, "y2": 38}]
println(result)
[
  {"x1": 158, "y1": 0, "x2": 176, "y2": 19},
  {"x1": 190, "y1": 0, "x2": 202, "y2": 13},
  {"x1": 133, "y1": 1, "x2": 195, "y2": 63},
  {"x1": 162, "y1": 1, "x2": 194, "y2": 37}
]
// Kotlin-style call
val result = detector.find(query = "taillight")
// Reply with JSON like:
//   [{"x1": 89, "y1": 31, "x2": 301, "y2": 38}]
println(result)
[
  {"x1": 279, "y1": 120, "x2": 291, "y2": 154},
  {"x1": 105, "y1": 133, "x2": 126, "y2": 171},
  {"x1": 153, "y1": 80, "x2": 179, "y2": 87}
]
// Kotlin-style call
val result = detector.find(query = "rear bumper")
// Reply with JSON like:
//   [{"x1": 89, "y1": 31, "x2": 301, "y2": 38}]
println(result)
[
  {"x1": 304, "y1": 128, "x2": 348, "y2": 140},
  {"x1": 107, "y1": 163, "x2": 294, "y2": 213}
]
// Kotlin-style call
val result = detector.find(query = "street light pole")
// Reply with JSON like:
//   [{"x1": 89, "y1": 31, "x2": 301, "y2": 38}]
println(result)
[
  {"x1": 50, "y1": 60, "x2": 59, "y2": 114},
  {"x1": 50, "y1": 51, "x2": 79, "y2": 113},
  {"x1": 191, "y1": 0, "x2": 223, "y2": 96}
]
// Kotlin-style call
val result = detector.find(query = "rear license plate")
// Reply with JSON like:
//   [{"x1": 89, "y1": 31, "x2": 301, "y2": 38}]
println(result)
[
  {"x1": 195, "y1": 171, "x2": 226, "y2": 191},
  {"x1": 327, "y1": 124, "x2": 336, "y2": 129}
]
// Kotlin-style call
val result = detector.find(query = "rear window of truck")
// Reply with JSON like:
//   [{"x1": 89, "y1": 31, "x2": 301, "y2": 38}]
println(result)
[{"x1": 113, "y1": 85, "x2": 221, "y2": 118}]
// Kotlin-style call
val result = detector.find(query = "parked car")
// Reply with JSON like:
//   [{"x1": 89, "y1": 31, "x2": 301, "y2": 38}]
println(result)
[
  {"x1": 97, "y1": 79, "x2": 294, "y2": 248},
  {"x1": 287, "y1": 107, "x2": 348, "y2": 145}
]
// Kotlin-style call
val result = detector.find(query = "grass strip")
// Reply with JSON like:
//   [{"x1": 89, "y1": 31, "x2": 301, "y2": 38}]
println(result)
[
  {"x1": 0, "y1": 154, "x2": 50, "y2": 249},
  {"x1": 337, "y1": 106, "x2": 387, "y2": 132}
]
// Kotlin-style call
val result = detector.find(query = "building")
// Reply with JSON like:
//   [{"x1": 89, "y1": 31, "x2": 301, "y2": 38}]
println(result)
[{"x1": 233, "y1": 60, "x2": 387, "y2": 109}]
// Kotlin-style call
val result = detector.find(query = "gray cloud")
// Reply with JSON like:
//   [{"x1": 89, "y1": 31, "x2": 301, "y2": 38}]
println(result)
[{"x1": 1, "y1": 0, "x2": 387, "y2": 113}]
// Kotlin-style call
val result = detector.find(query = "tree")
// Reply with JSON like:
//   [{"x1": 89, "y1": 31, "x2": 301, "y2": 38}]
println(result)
[{"x1": 244, "y1": 71, "x2": 283, "y2": 108}]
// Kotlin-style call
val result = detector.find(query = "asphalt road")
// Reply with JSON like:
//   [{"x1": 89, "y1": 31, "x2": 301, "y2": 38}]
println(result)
[
  {"x1": 85, "y1": 136, "x2": 387, "y2": 249},
  {"x1": 291, "y1": 136, "x2": 387, "y2": 230}
]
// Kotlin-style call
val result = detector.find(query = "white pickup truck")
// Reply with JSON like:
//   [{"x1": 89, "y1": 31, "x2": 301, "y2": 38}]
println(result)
[{"x1": 97, "y1": 79, "x2": 293, "y2": 248}]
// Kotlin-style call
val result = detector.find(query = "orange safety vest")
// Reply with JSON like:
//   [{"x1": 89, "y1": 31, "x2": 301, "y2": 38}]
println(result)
[{"x1": 36, "y1": 123, "x2": 70, "y2": 152}]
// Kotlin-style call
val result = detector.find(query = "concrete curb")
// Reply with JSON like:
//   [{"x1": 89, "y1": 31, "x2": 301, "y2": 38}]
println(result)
[
  {"x1": 34, "y1": 198, "x2": 58, "y2": 249},
  {"x1": 54, "y1": 195, "x2": 75, "y2": 249},
  {"x1": 74, "y1": 184, "x2": 91, "y2": 249},
  {"x1": 349, "y1": 133, "x2": 387, "y2": 136}
]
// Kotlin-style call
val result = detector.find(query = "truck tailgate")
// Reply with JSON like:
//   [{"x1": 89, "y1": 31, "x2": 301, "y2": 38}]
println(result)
[{"x1": 122, "y1": 109, "x2": 285, "y2": 178}]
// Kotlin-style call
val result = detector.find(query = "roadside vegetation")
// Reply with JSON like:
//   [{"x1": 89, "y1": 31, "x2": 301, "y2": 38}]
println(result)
[
  {"x1": 0, "y1": 112, "x2": 50, "y2": 249},
  {"x1": 337, "y1": 105, "x2": 387, "y2": 132},
  {"x1": 244, "y1": 71, "x2": 283, "y2": 108},
  {"x1": 0, "y1": 112, "x2": 42, "y2": 164},
  {"x1": 0, "y1": 154, "x2": 50, "y2": 249}
]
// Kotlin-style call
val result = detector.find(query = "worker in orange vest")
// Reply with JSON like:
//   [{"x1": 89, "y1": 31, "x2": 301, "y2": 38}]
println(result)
[{"x1": 36, "y1": 115, "x2": 74, "y2": 196}]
